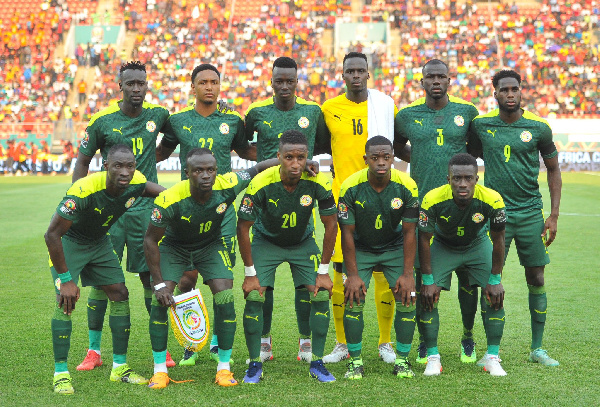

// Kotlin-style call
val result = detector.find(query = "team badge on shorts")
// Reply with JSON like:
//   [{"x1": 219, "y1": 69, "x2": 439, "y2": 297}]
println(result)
[
  {"x1": 55, "y1": 278, "x2": 61, "y2": 290},
  {"x1": 125, "y1": 197, "x2": 136, "y2": 208},
  {"x1": 60, "y1": 199, "x2": 77, "y2": 215},
  {"x1": 300, "y1": 195, "x2": 313, "y2": 206},
  {"x1": 219, "y1": 123, "x2": 230, "y2": 134},
  {"x1": 298, "y1": 117, "x2": 309, "y2": 129},
  {"x1": 454, "y1": 115, "x2": 465, "y2": 126},
  {"x1": 151, "y1": 208, "x2": 162, "y2": 223},
  {"x1": 216, "y1": 203, "x2": 228, "y2": 214},
  {"x1": 520, "y1": 131, "x2": 532, "y2": 142},
  {"x1": 81, "y1": 131, "x2": 89, "y2": 148},
  {"x1": 419, "y1": 211, "x2": 428, "y2": 227},
  {"x1": 338, "y1": 202, "x2": 348, "y2": 219},
  {"x1": 391, "y1": 198, "x2": 403, "y2": 209},
  {"x1": 146, "y1": 121, "x2": 157, "y2": 132},
  {"x1": 472, "y1": 213, "x2": 484, "y2": 223}
]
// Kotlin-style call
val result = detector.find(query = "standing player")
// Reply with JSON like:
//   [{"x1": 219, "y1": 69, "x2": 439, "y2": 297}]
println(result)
[
  {"x1": 237, "y1": 131, "x2": 338, "y2": 383},
  {"x1": 321, "y1": 51, "x2": 399, "y2": 364},
  {"x1": 339, "y1": 136, "x2": 419, "y2": 380},
  {"x1": 155, "y1": 63, "x2": 256, "y2": 365},
  {"x1": 71, "y1": 61, "x2": 173, "y2": 370},
  {"x1": 418, "y1": 153, "x2": 507, "y2": 376},
  {"x1": 394, "y1": 59, "x2": 481, "y2": 364},
  {"x1": 144, "y1": 148, "x2": 279, "y2": 388},
  {"x1": 244, "y1": 56, "x2": 329, "y2": 363},
  {"x1": 45, "y1": 145, "x2": 164, "y2": 394},
  {"x1": 468, "y1": 70, "x2": 562, "y2": 366}
]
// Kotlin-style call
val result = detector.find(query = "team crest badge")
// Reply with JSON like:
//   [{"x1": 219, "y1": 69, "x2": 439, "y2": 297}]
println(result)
[
  {"x1": 454, "y1": 115, "x2": 465, "y2": 127},
  {"x1": 391, "y1": 198, "x2": 403, "y2": 209},
  {"x1": 520, "y1": 131, "x2": 532, "y2": 142},
  {"x1": 298, "y1": 117, "x2": 309, "y2": 129},
  {"x1": 418, "y1": 211, "x2": 428, "y2": 227},
  {"x1": 472, "y1": 213, "x2": 484, "y2": 223},
  {"x1": 216, "y1": 203, "x2": 228, "y2": 214},
  {"x1": 125, "y1": 197, "x2": 136, "y2": 208},
  {"x1": 151, "y1": 208, "x2": 162, "y2": 223},
  {"x1": 219, "y1": 123, "x2": 230, "y2": 134},
  {"x1": 300, "y1": 195, "x2": 313, "y2": 206},
  {"x1": 81, "y1": 131, "x2": 89, "y2": 148},
  {"x1": 55, "y1": 278, "x2": 61, "y2": 290},
  {"x1": 146, "y1": 121, "x2": 157, "y2": 132}
]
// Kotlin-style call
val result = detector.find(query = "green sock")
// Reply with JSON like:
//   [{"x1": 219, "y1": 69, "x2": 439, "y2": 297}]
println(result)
[
  {"x1": 52, "y1": 304, "x2": 72, "y2": 367},
  {"x1": 89, "y1": 330, "x2": 102, "y2": 351},
  {"x1": 55, "y1": 362, "x2": 68, "y2": 373},
  {"x1": 310, "y1": 290, "x2": 330, "y2": 359},
  {"x1": 414, "y1": 268, "x2": 425, "y2": 343},
  {"x1": 214, "y1": 289, "x2": 236, "y2": 351},
  {"x1": 153, "y1": 350, "x2": 167, "y2": 365},
  {"x1": 144, "y1": 287, "x2": 153, "y2": 315},
  {"x1": 210, "y1": 334, "x2": 219, "y2": 348},
  {"x1": 394, "y1": 301, "x2": 416, "y2": 357},
  {"x1": 109, "y1": 300, "x2": 130, "y2": 356},
  {"x1": 262, "y1": 289, "x2": 273, "y2": 337},
  {"x1": 457, "y1": 277, "x2": 478, "y2": 340},
  {"x1": 149, "y1": 301, "x2": 168, "y2": 352},
  {"x1": 295, "y1": 288, "x2": 312, "y2": 338},
  {"x1": 420, "y1": 302, "x2": 439, "y2": 351},
  {"x1": 244, "y1": 291, "x2": 264, "y2": 361},
  {"x1": 113, "y1": 354, "x2": 126, "y2": 365},
  {"x1": 87, "y1": 287, "x2": 108, "y2": 350},
  {"x1": 528, "y1": 285, "x2": 547, "y2": 350},
  {"x1": 343, "y1": 301, "x2": 365, "y2": 358},
  {"x1": 481, "y1": 296, "x2": 505, "y2": 352}
]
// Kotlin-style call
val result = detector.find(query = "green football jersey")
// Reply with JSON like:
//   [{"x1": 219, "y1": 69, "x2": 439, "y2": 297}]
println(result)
[
  {"x1": 338, "y1": 168, "x2": 419, "y2": 253},
  {"x1": 79, "y1": 101, "x2": 169, "y2": 209},
  {"x1": 56, "y1": 171, "x2": 147, "y2": 243},
  {"x1": 468, "y1": 109, "x2": 557, "y2": 211},
  {"x1": 395, "y1": 96, "x2": 479, "y2": 199},
  {"x1": 161, "y1": 107, "x2": 247, "y2": 178},
  {"x1": 150, "y1": 171, "x2": 253, "y2": 250},
  {"x1": 237, "y1": 166, "x2": 336, "y2": 246},
  {"x1": 419, "y1": 184, "x2": 506, "y2": 249},
  {"x1": 244, "y1": 97, "x2": 328, "y2": 161}
]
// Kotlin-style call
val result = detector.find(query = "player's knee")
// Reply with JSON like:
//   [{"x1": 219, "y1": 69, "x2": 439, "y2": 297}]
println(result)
[
  {"x1": 345, "y1": 301, "x2": 365, "y2": 313},
  {"x1": 396, "y1": 302, "x2": 416, "y2": 312},
  {"x1": 104, "y1": 283, "x2": 128, "y2": 301},
  {"x1": 313, "y1": 289, "x2": 329, "y2": 302},
  {"x1": 109, "y1": 299, "x2": 130, "y2": 316},
  {"x1": 246, "y1": 290, "x2": 265, "y2": 303},
  {"x1": 525, "y1": 267, "x2": 545, "y2": 286},
  {"x1": 138, "y1": 271, "x2": 151, "y2": 288},
  {"x1": 527, "y1": 284, "x2": 546, "y2": 295},
  {"x1": 179, "y1": 272, "x2": 198, "y2": 292},
  {"x1": 214, "y1": 288, "x2": 234, "y2": 305},
  {"x1": 53, "y1": 303, "x2": 72, "y2": 321},
  {"x1": 89, "y1": 286, "x2": 108, "y2": 301}
]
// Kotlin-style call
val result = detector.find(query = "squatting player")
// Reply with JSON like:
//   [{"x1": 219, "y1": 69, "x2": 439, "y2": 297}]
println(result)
[
  {"x1": 237, "y1": 130, "x2": 338, "y2": 383},
  {"x1": 338, "y1": 136, "x2": 419, "y2": 380},
  {"x1": 394, "y1": 59, "x2": 481, "y2": 364},
  {"x1": 46, "y1": 145, "x2": 164, "y2": 394},
  {"x1": 418, "y1": 153, "x2": 507, "y2": 377},
  {"x1": 72, "y1": 61, "x2": 174, "y2": 369},
  {"x1": 144, "y1": 148, "x2": 279, "y2": 388},
  {"x1": 244, "y1": 56, "x2": 329, "y2": 363},
  {"x1": 468, "y1": 69, "x2": 562, "y2": 367}
]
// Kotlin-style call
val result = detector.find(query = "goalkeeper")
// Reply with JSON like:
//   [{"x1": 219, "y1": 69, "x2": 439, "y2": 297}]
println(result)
[{"x1": 143, "y1": 148, "x2": 280, "y2": 388}]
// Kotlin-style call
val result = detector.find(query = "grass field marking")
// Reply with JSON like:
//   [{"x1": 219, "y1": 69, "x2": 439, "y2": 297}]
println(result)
[{"x1": 560, "y1": 212, "x2": 600, "y2": 217}]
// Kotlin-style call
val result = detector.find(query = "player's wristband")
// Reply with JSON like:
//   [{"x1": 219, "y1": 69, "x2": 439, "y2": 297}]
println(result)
[
  {"x1": 245, "y1": 265, "x2": 257, "y2": 277},
  {"x1": 154, "y1": 282, "x2": 166, "y2": 291},
  {"x1": 422, "y1": 273, "x2": 434, "y2": 286},
  {"x1": 488, "y1": 274, "x2": 502, "y2": 285},
  {"x1": 58, "y1": 271, "x2": 72, "y2": 283},
  {"x1": 317, "y1": 263, "x2": 330, "y2": 275}
]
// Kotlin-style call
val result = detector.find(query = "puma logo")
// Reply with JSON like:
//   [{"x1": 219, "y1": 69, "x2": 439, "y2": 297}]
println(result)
[
  {"x1": 183, "y1": 125, "x2": 193, "y2": 133},
  {"x1": 460, "y1": 286, "x2": 474, "y2": 295},
  {"x1": 414, "y1": 119, "x2": 423, "y2": 126},
  {"x1": 94, "y1": 207, "x2": 104, "y2": 214},
  {"x1": 223, "y1": 319, "x2": 237, "y2": 323},
  {"x1": 420, "y1": 317, "x2": 433, "y2": 324},
  {"x1": 345, "y1": 314, "x2": 360, "y2": 321},
  {"x1": 315, "y1": 311, "x2": 329, "y2": 317},
  {"x1": 269, "y1": 198, "x2": 279, "y2": 207},
  {"x1": 113, "y1": 127, "x2": 123, "y2": 135},
  {"x1": 152, "y1": 321, "x2": 168, "y2": 325},
  {"x1": 440, "y1": 215, "x2": 451, "y2": 222},
  {"x1": 332, "y1": 303, "x2": 344, "y2": 308},
  {"x1": 533, "y1": 309, "x2": 547, "y2": 314},
  {"x1": 489, "y1": 316, "x2": 506, "y2": 321},
  {"x1": 87, "y1": 304, "x2": 96, "y2": 310},
  {"x1": 181, "y1": 215, "x2": 192, "y2": 223},
  {"x1": 401, "y1": 316, "x2": 416, "y2": 322},
  {"x1": 487, "y1": 129, "x2": 497, "y2": 138},
  {"x1": 263, "y1": 120, "x2": 273, "y2": 128},
  {"x1": 300, "y1": 299, "x2": 311, "y2": 304},
  {"x1": 355, "y1": 200, "x2": 366, "y2": 209},
  {"x1": 333, "y1": 114, "x2": 341, "y2": 121},
  {"x1": 380, "y1": 300, "x2": 393, "y2": 306},
  {"x1": 245, "y1": 315, "x2": 259, "y2": 322}
]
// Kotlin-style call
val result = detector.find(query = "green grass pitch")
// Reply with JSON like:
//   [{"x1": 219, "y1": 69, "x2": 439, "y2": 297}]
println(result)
[{"x1": 1, "y1": 171, "x2": 599, "y2": 406}]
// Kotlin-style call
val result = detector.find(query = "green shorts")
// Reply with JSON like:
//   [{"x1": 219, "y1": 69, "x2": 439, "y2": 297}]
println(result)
[
  {"x1": 50, "y1": 236, "x2": 125, "y2": 294},
  {"x1": 342, "y1": 246, "x2": 405, "y2": 289},
  {"x1": 429, "y1": 236, "x2": 492, "y2": 290},
  {"x1": 505, "y1": 209, "x2": 550, "y2": 267},
  {"x1": 252, "y1": 236, "x2": 321, "y2": 289},
  {"x1": 108, "y1": 207, "x2": 150, "y2": 274},
  {"x1": 157, "y1": 242, "x2": 234, "y2": 285}
]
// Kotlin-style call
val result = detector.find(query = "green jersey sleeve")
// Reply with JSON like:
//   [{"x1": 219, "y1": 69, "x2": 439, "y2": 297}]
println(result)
[
  {"x1": 314, "y1": 173, "x2": 336, "y2": 216},
  {"x1": 80, "y1": 118, "x2": 105, "y2": 157},
  {"x1": 417, "y1": 199, "x2": 437, "y2": 234},
  {"x1": 231, "y1": 115, "x2": 249, "y2": 151},
  {"x1": 337, "y1": 187, "x2": 355, "y2": 225},
  {"x1": 56, "y1": 194, "x2": 88, "y2": 222},
  {"x1": 149, "y1": 201, "x2": 176, "y2": 229},
  {"x1": 244, "y1": 107, "x2": 258, "y2": 142}
]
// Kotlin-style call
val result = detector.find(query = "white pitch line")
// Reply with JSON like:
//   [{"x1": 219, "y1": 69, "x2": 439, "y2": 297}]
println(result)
[
  {"x1": 561, "y1": 212, "x2": 600, "y2": 217},
  {"x1": 582, "y1": 172, "x2": 600, "y2": 177}
]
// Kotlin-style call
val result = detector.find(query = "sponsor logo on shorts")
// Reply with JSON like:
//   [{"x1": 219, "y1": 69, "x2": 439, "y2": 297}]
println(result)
[
  {"x1": 60, "y1": 199, "x2": 77, "y2": 215},
  {"x1": 520, "y1": 131, "x2": 532, "y2": 142},
  {"x1": 81, "y1": 131, "x2": 89, "y2": 148},
  {"x1": 454, "y1": 115, "x2": 464, "y2": 126},
  {"x1": 125, "y1": 197, "x2": 136, "y2": 208},
  {"x1": 298, "y1": 117, "x2": 309, "y2": 128},
  {"x1": 240, "y1": 197, "x2": 253, "y2": 214},
  {"x1": 151, "y1": 208, "x2": 162, "y2": 223},
  {"x1": 55, "y1": 278, "x2": 61, "y2": 290},
  {"x1": 472, "y1": 213, "x2": 485, "y2": 223},
  {"x1": 216, "y1": 203, "x2": 228, "y2": 214},
  {"x1": 418, "y1": 211, "x2": 428, "y2": 227},
  {"x1": 391, "y1": 198, "x2": 403, "y2": 209},
  {"x1": 219, "y1": 123, "x2": 230, "y2": 134},
  {"x1": 300, "y1": 195, "x2": 312, "y2": 206},
  {"x1": 146, "y1": 120, "x2": 156, "y2": 132},
  {"x1": 338, "y1": 202, "x2": 348, "y2": 220}
]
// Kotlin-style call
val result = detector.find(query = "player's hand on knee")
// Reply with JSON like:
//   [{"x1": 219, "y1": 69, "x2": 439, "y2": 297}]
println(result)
[
  {"x1": 242, "y1": 276, "x2": 262, "y2": 298},
  {"x1": 421, "y1": 283, "x2": 439, "y2": 312},
  {"x1": 315, "y1": 274, "x2": 333, "y2": 298},
  {"x1": 485, "y1": 283, "x2": 505, "y2": 310},
  {"x1": 344, "y1": 275, "x2": 366, "y2": 308},
  {"x1": 59, "y1": 281, "x2": 79, "y2": 315},
  {"x1": 394, "y1": 273, "x2": 416, "y2": 307}
]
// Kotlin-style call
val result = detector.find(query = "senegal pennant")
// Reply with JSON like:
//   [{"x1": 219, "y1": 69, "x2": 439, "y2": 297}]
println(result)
[{"x1": 169, "y1": 289, "x2": 210, "y2": 352}]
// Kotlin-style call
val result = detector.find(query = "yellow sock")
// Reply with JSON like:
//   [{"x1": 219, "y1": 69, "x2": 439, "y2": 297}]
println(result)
[
  {"x1": 373, "y1": 271, "x2": 394, "y2": 346},
  {"x1": 331, "y1": 270, "x2": 346, "y2": 344}
]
